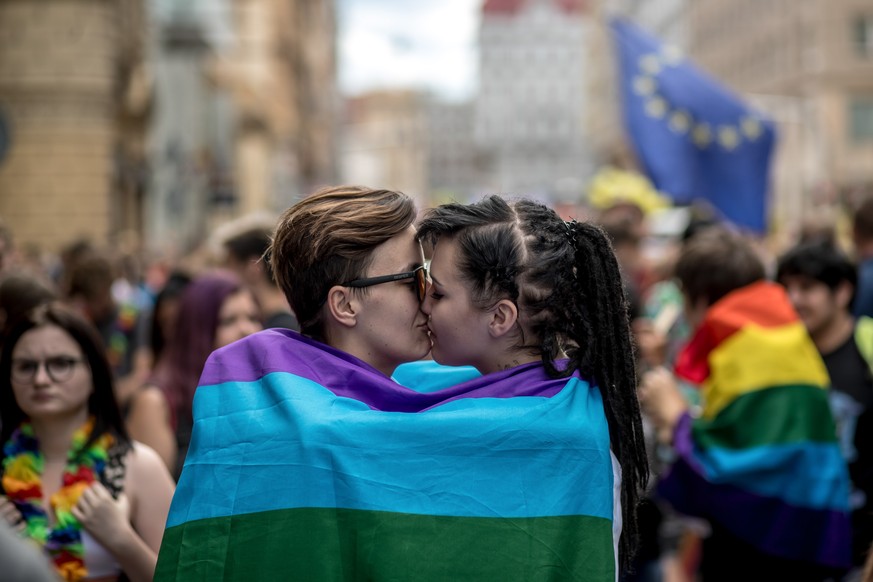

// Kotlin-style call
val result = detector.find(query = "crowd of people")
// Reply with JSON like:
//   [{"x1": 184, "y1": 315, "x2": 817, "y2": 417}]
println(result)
[{"x1": 0, "y1": 188, "x2": 871, "y2": 581}]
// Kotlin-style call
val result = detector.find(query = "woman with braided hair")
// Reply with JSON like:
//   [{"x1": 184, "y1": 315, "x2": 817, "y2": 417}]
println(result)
[{"x1": 416, "y1": 194, "x2": 649, "y2": 579}]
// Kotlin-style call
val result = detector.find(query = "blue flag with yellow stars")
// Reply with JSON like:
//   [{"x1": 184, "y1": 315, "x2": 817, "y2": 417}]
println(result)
[{"x1": 610, "y1": 18, "x2": 776, "y2": 233}]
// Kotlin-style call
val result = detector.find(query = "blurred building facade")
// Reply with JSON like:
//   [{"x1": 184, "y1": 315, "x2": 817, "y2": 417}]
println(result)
[
  {"x1": 147, "y1": 0, "x2": 338, "y2": 254},
  {"x1": 426, "y1": 99, "x2": 479, "y2": 204},
  {"x1": 0, "y1": 0, "x2": 149, "y2": 253},
  {"x1": 340, "y1": 90, "x2": 429, "y2": 204},
  {"x1": 475, "y1": 0, "x2": 594, "y2": 202},
  {"x1": 217, "y1": 0, "x2": 337, "y2": 212},
  {"x1": 147, "y1": 3, "x2": 235, "y2": 256},
  {"x1": 688, "y1": 0, "x2": 873, "y2": 231},
  {"x1": 586, "y1": 0, "x2": 873, "y2": 234}
]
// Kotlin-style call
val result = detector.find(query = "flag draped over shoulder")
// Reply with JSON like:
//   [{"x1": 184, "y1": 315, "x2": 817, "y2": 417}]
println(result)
[
  {"x1": 155, "y1": 329, "x2": 621, "y2": 581},
  {"x1": 663, "y1": 281, "x2": 852, "y2": 569},
  {"x1": 610, "y1": 18, "x2": 776, "y2": 233}
]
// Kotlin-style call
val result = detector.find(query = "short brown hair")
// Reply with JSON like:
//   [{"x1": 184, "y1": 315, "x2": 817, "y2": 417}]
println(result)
[
  {"x1": 269, "y1": 185, "x2": 416, "y2": 340},
  {"x1": 675, "y1": 228, "x2": 765, "y2": 307}
]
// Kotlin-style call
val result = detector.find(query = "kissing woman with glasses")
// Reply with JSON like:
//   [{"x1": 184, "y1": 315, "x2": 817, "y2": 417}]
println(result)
[
  {"x1": 0, "y1": 303, "x2": 175, "y2": 582},
  {"x1": 157, "y1": 186, "x2": 435, "y2": 579}
]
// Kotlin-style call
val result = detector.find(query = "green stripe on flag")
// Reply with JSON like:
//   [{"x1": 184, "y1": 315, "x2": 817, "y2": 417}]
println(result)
[
  {"x1": 693, "y1": 384, "x2": 837, "y2": 451},
  {"x1": 156, "y1": 507, "x2": 615, "y2": 581}
]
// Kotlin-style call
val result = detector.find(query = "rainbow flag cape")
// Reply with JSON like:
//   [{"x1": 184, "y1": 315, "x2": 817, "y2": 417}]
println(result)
[
  {"x1": 662, "y1": 281, "x2": 851, "y2": 569},
  {"x1": 155, "y1": 329, "x2": 621, "y2": 581}
]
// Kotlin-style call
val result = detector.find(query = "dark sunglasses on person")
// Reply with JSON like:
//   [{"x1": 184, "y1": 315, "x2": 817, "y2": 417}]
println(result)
[
  {"x1": 343, "y1": 264, "x2": 428, "y2": 302},
  {"x1": 11, "y1": 356, "x2": 84, "y2": 384}
]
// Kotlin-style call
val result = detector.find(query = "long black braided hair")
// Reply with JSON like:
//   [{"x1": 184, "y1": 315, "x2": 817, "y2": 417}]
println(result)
[{"x1": 417, "y1": 195, "x2": 649, "y2": 572}]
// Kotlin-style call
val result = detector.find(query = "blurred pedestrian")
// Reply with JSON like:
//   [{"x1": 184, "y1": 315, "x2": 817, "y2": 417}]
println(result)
[
  {"x1": 630, "y1": 215, "x2": 723, "y2": 581},
  {"x1": 597, "y1": 202, "x2": 646, "y2": 320},
  {"x1": 116, "y1": 270, "x2": 191, "y2": 473},
  {"x1": 65, "y1": 253, "x2": 142, "y2": 383},
  {"x1": 0, "y1": 303, "x2": 174, "y2": 582},
  {"x1": 639, "y1": 229, "x2": 852, "y2": 580},
  {"x1": 636, "y1": 215, "x2": 722, "y2": 371},
  {"x1": 143, "y1": 270, "x2": 191, "y2": 371},
  {"x1": 777, "y1": 241, "x2": 873, "y2": 574},
  {"x1": 416, "y1": 194, "x2": 648, "y2": 578},
  {"x1": 139, "y1": 270, "x2": 261, "y2": 475}
]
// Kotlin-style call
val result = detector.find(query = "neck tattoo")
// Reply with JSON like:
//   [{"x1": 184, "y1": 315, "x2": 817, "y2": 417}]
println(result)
[{"x1": 501, "y1": 359, "x2": 522, "y2": 371}]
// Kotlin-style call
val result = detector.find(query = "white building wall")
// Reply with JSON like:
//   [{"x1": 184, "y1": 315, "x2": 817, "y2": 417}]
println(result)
[{"x1": 476, "y1": 0, "x2": 594, "y2": 202}]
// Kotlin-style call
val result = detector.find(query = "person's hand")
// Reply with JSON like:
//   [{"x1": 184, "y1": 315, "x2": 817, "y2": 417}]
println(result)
[
  {"x1": 638, "y1": 366, "x2": 687, "y2": 443},
  {"x1": 71, "y1": 482, "x2": 134, "y2": 552},
  {"x1": 0, "y1": 496, "x2": 26, "y2": 534},
  {"x1": 633, "y1": 318, "x2": 669, "y2": 368}
]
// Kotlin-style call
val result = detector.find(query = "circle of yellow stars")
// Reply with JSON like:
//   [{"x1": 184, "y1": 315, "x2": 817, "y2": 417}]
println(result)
[{"x1": 631, "y1": 47, "x2": 765, "y2": 152}]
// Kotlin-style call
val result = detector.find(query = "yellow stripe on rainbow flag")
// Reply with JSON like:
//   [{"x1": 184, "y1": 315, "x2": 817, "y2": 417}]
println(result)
[{"x1": 701, "y1": 321, "x2": 829, "y2": 419}]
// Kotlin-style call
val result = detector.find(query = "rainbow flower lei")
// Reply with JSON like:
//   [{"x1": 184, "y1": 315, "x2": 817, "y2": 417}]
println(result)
[{"x1": 2, "y1": 418, "x2": 114, "y2": 581}]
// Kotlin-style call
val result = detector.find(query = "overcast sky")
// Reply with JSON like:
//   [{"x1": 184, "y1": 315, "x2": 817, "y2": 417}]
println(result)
[{"x1": 337, "y1": 0, "x2": 481, "y2": 101}]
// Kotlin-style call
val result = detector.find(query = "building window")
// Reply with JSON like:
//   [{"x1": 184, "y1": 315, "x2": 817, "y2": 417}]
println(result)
[
  {"x1": 850, "y1": 97, "x2": 873, "y2": 143},
  {"x1": 854, "y1": 15, "x2": 873, "y2": 58}
]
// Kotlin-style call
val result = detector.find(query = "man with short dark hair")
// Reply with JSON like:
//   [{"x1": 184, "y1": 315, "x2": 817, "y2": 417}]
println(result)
[{"x1": 777, "y1": 242, "x2": 873, "y2": 573}]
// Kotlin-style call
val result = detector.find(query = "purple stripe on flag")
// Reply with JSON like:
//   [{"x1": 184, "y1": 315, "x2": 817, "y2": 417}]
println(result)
[
  {"x1": 670, "y1": 412, "x2": 708, "y2": 475},
  {"x1": 658, "y1": 458, "x2": 852, "y2": 570},
  {"x1": 198, "y1": 329, "x2": 575, "y2": 412}
]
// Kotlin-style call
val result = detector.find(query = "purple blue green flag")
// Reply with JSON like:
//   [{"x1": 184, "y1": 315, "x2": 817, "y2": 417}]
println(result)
[{"x1": 155, "y1": 329, "x2": 622, "y2": 580}]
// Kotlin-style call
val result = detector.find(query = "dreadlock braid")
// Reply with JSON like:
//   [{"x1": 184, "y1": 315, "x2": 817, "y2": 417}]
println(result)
[
  {"x1": 509, "y1": 203, "x2": 648, "y2": 570},
  {"x1": 567, "y1": 220, "x2": 649, "y2": 571}
]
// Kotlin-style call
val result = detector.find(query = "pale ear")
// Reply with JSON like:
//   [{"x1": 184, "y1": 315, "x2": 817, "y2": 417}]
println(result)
[
  {"x1": 835, "y1": 281, "x2": 854, "y2": 311},
  {"x1": 325, "y1": 285, "x2": 358, "y2": 329},
  {"x1": 488, "y1": 299, "x2": 519, "y2": 338}
]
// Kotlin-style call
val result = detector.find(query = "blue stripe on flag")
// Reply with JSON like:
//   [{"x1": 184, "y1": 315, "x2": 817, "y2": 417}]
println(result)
[
  {"x1": 696, "y1": 442, "x2": 851, "y2": 511},
  {"x1": 167, "y1": 372, "x2": 613, "y2": 527}
]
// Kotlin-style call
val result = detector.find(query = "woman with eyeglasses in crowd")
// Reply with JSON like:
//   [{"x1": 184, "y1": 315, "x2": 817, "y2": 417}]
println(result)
[{"x1": 0, "y1": 302, "x2": 174, "y2": 582}]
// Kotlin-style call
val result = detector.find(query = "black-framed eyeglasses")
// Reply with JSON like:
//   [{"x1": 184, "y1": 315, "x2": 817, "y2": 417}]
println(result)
[
  {"x1": 11, "y1": 356, "x2": 85, "y2": 384},
  {"x1": 343, "y1": 265, "x2": 428, "y2": 302}
]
